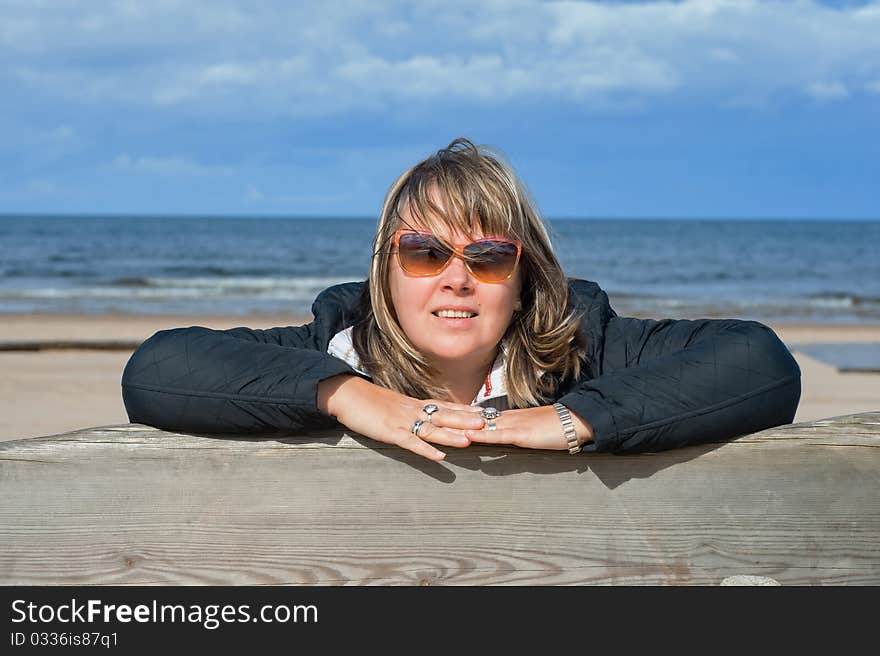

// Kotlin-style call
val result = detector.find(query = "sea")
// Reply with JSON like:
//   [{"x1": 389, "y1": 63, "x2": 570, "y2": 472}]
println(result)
[{"x1": 1, "y1": 215, "x2": 878, "y2": 324}]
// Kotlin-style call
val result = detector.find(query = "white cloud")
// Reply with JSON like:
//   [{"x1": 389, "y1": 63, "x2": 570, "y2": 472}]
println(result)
[
  {"x1": 153, "y1": 55, "x2": 312, "y2": 105},
  {"x1": 37, "y1": 125, "x2": 78, "y2": 150},
  {"x1": 708, "y1": 48, "x2": 739, "y2": 63},
  {"x1": 111, "y1": 154, "x2": 234, "y2": 176},
  {"x1": 805, "y1": 81, "x2": 850, "y2": 101},
  {"x1": 2, "y1": 1, "x2": 879, "y2": 115}
]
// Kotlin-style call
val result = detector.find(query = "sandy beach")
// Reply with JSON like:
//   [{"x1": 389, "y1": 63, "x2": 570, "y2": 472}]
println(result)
[{"x1": 1, "y1": 313, "x2": 878, "y2": 442}]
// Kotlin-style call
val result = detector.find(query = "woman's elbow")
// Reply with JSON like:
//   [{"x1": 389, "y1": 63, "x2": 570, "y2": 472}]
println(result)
[
  {"x1": 741, "y1": 320, "x2": 802, "y2": 424},
  {"x1": 120, "y1": 328, "x2": 187, "y2": 427}
]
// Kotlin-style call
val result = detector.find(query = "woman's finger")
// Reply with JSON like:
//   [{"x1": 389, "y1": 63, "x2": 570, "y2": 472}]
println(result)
[
  {"x1": 412, "y1": 421, "x2": 471, "y2": 448},
  {"x1": 400, "y1": 433, "x2": 447, "y2": 461},
  {"x1": 465, "y1": 427, "x2": 518, "y2": 446},
  {"x1": 422, "y1": 399, "x2": 483, "y2": 415},
  {"x1": 429, "y1": 409, "x2": 485, "y2": 430}
]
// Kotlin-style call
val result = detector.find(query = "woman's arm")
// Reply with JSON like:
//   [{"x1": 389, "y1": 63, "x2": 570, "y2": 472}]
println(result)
[
  {"x1": 560, "y1": 316, "x2": 801, "y2": 454},
  {"x1": 121, "y1": 323, "x2": 359, "y2": 434},
  {"x1": 121, "y1": 323, "x2": 485, "y2": 461},
  {"x1": 467, "y1": 317, "x2": 800, "y2": 455}
]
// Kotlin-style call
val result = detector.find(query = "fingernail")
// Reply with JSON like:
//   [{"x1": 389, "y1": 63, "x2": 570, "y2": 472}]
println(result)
[{"x1": 435, "y1": 450, "x2": 446, "y2": 459}]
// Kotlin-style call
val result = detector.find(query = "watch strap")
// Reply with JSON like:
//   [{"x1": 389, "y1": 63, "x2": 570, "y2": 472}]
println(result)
[{"x1": 553, "y1": 402, "x2": 580, "y2": 455}]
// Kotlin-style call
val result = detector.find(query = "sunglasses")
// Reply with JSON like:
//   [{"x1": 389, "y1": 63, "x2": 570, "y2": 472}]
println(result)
[{"x1": 393, "y1": 229, "x2": 522, "y2": 283}]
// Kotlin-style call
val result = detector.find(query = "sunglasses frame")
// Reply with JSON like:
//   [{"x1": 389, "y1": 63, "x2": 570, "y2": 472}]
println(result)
[{"x1": 392, "y1": 229, "x2": 522, "y2": 283}]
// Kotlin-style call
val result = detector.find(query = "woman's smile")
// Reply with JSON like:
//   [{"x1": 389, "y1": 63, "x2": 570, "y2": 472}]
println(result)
[{"x1": 430, "y1": 305, "x2": 480, "y2": 328}]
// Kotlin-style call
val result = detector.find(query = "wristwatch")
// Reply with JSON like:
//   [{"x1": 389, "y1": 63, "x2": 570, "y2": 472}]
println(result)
[{"x1": 553, "y1": 402, "x2": 581, "y2": 454}]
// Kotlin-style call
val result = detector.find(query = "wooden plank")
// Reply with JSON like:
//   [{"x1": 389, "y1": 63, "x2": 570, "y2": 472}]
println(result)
[
  {"x1": 1, "y1": 412, "x2": 878, "y2": 586},
  {"x1": 0, "y1": 340, "x2": 141, "y2": 352}
]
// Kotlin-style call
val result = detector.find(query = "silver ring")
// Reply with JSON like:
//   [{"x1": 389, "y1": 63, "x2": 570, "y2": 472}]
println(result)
[
  {"x1": 480, "y1": 407, "x2": 501, "y2": 420},
  {"x1": 411, "y1": 419, "x2": 426, "y2": 437},
  {"x1": 487, "y1": 421, "x2": 497, "y2": 431},
  {"x1": 422, "y1": 404, "x2": 439, "y2": 423}
]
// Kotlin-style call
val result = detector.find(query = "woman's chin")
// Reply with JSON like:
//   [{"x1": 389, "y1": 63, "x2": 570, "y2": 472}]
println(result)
[{"x1": 423, "y1": 342, "x2": 495, "y2": 365}]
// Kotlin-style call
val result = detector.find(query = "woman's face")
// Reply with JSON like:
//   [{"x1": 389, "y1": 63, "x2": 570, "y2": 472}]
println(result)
[{"x1": 388, "y1": 203, "x2": 522, "y2": 371}]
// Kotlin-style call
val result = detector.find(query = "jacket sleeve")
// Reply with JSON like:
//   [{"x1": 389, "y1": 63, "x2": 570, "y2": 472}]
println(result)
[
  {"x1": 557, "y1": 315, "x2": 802, "y2": 455},
  {"x1": 121, "y1": 321, "x2": 360, "y2": 434}
]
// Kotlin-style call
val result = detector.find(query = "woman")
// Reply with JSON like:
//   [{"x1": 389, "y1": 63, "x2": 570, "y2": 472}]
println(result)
[{"x1": 121, "y1": 138, "x2": 802, "y2": 461}]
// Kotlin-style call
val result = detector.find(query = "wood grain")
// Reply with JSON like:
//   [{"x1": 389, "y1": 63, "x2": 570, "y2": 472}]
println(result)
[
  {"x1": 1, "y1": 412, "x2": 878, "y2": 585},
  {"x1": 0, "y1": 340, "x2": 141, "y2": 352}
]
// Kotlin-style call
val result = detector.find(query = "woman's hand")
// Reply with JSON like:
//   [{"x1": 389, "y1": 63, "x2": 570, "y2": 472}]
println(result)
[
  {"x1": 464, "y1": 405, "x2": 594, "y2": 451},
  {"x1": 317, "y1": 374, "x2": 486, "y2": 461}
]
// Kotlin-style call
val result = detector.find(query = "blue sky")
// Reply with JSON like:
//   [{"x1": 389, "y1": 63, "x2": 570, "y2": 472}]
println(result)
[{"x1": 1, "y1": 0, "x2": 878, "y2": 219}]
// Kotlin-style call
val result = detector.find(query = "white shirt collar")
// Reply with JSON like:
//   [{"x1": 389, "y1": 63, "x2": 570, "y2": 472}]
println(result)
[
  {"x1": 327, "y1": 326, "x2": 510, "y2": 407},
  {"x1": 327, "y1": 326, "x2": 371, "y2": 377}
]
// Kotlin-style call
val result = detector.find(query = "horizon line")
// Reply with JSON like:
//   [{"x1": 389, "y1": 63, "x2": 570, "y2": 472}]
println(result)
[{"x1": 1, "y1": 212, "x2": 878, "y2": 222}]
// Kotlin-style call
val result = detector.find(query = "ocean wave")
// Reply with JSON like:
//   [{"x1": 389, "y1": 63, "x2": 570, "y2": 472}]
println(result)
[
  {"x1": 804, "y1": 291, "x2": 880, "y2": 308},
  {"x1": 128, "y1": 275, "x2": 359, "y2": 291},
  {"x1": 110, "y1": 277, "x2": 154, "y2": 287},
  {"x1": 0, "y1": 276, "x2": 359, "y2": 301},
  {"x1": 3, "y1": 267, "x2": 879, "y2": 323},
  {"x1": 4, "y1": 267, "x2": 90, "y2": 278},
  {"x1": 156, "y1": 265, "x2": 279, "y2": 277},
  {"x1": 47, "y1": 254, "x2": 88, "y2": 263},
  {"x1": 610, "y1": 293, "x2": 880, "y2": 321},
  {"x1": 3, "y1": 281, "x2": 876, "y2": 317}
]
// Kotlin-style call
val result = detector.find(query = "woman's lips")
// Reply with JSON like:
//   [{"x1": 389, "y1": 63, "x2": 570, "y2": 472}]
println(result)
[
  {"x1": 431, "y1": 313, "x2": 477, "y2": 328},
  {"x1": 431, "y1": 308, "x2": 478, "y2": 317}
]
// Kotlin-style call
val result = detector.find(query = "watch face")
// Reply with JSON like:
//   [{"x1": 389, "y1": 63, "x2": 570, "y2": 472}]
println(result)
[{"x1": 480, "y1": 407, "x2": 500, "y2": 420}]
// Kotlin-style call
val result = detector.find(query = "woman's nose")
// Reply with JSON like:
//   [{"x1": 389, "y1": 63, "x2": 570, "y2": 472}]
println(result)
[{"x1": 440, "y1": 254, "x2": 475, "y2": 288}]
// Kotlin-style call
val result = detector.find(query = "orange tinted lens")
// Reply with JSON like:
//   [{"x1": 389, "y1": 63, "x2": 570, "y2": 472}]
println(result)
[
  {"x1": 462, "y1": 240, "x2": 519, "y2": 282},
  {"x1": 397, "y1": 232, "x2": 453, "y2": 275}
]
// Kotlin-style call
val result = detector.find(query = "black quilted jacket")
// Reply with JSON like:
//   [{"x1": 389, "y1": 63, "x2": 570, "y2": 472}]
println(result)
[{"x1": 121, "y1": 278, "x2": 802, "y2": 454}]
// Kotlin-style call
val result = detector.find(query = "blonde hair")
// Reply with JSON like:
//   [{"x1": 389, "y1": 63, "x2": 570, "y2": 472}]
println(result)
[{"x1": 351, "y1": 137, "x2": 588, "y2": 407}]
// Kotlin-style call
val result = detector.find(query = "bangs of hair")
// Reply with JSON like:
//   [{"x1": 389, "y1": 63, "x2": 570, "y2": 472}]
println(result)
[{"x1": 391, "y1": 142, "x2": 524, "y2": 248}]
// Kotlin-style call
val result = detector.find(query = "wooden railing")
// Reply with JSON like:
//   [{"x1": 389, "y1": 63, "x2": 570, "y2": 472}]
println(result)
[{"x1": 1, "y1": 411, "x2": 878, "y2": 585}]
